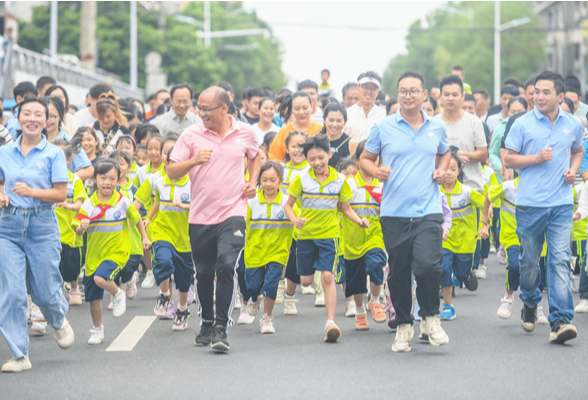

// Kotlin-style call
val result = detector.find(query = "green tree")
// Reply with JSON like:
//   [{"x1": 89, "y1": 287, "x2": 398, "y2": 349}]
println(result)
[
  {"x1": 382, "y1": 1, "x2": 545, "y2": 98},
  {"x1": 17, "y1": 1, "x2": 286, "y2": 96}
]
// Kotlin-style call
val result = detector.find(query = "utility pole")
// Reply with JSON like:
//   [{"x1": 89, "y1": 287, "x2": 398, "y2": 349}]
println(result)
[
  {"x1": 494, "y1": 1, "x2": 500, "y2": 105},
  {"x1": 50, "y1": 1, "x2": 58, "y2": 60},
  {"x1": 130, "y1": 1, "x2": 137, "y2": 88},
  {"x1": 204, "y1": 1, "x2": 211, "y2": 48},
  {"x1": 80, "y1": 1, "x2": 97, "y2": 68}
]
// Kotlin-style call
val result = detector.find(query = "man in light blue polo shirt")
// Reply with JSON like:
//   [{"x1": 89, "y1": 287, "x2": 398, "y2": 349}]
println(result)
[
  {"x1": 360, "y1": 71, "x2": 450, "y2": 353},
  {"x1": 505, "y1": 70, "x2": 584, "y2": 344}
]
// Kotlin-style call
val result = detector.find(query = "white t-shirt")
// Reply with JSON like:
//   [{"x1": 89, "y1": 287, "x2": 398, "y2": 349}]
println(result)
[
  {"x1": 252, "y1": 123, "x2": 280, "y2": 145},
  {"x1": 311, "y1": 108, "x2": 323, "y2": 124},
  {"x1": 73, "y1": 107, "x2": 96, "y2": 128},
  {"x1": 435, "y1": 111, "x2": 487, "y2": 191},
  {"x1": 343, "y1": 103, "x2": 386, "y2": 142}
]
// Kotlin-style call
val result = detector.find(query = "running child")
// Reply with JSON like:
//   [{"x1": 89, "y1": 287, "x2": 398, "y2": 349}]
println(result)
[
  {"x1": 285, "y1": 134, "x2": 369, "y2": 342},
  {"x1": 439, "y1": 153, "x2": 484, "y2": 320},
  {"x1": 73, "y1": 159, "x2": 150, "y2": 345},
  {"x1": 571, "y1": 183, "x2": 587, "y2": 292},
  {"x1": 244, "y1": 161, "x2": 294, "y2": 333},
  {"x1": 280, "y1": 131, "x2": 309, "y2": 315},
  {"x1": 573, "y1": 182, "x2": 588, "y2": 313},
  {"x1": 136, "y1": 144, "x2": 149, "y2": 167},
  {"x1": 341, "y1": 156, "x2": 388, "y2": 331},
  {"x1": 54, "y1": 139, "x2": 88, "y2": 306},
  {"x1": 115, "y1": 134, "x2": 139, "y2": 182},
  {"x1": 144, "y1": 145, "x2": 193, "y2": 330},
  {"x1": 134, "y1": 134, "x2": 165, "y2": 289}
]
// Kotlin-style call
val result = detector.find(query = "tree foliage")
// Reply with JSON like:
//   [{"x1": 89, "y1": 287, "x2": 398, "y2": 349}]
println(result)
[
  {"x1": 382, "y1": 1, "x2": 545, "y2": 98},
  {"x1": 17, "y1": 1, "x2": 286, "y2": 96}
]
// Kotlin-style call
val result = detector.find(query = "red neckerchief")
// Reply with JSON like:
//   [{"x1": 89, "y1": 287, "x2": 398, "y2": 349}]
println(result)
[
  {"x1": 360, "y1": 174, "x2": 383, "y2": 204},
  {"x1": 76, "y1": 193, "x2": 120, "y2": 221}
]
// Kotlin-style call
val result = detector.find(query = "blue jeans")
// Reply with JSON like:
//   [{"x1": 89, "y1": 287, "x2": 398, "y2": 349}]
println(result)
[
  {"x1": 515, "y1": 205, "x2": 574, "y2": 326},
  {"x1": 0, "y1": 205, "x2": 69, "y2": 358}
]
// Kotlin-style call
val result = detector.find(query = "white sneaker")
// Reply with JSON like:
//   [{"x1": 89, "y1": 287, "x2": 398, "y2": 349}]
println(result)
[
  {"x1": 575, "y1": 299, "x2": 588, "y2": 313},
  {"x1": 234, "y1": 292, "x2": 242, "y2": 310},
  {"x1": 301, "y1": 285, "x2": 315, "y2": 295},
  {"x1": 475, "y1": 265, "x2": 487, "y2": 279},
  {"x1": 315, "y1": 279, "x2": 325, "y2": 307},
  {"x1": 345, "y1": 300, "x2": 357, "y2": 317},
  {"x1": 392, "y1": 323, "x2": 414, "y2": 352},
  {"x1": 88, "y1": 326, "x2": 104, "y2": 345},
  {"x1": 53, "y1": 318, "x2": 75, "y2": 349},
  {"x1": 1, "y1": 357, "x2": 32, "y2": 373},
  {"x1": 537, "y1": 306, "x2": 549, "y2": 325},
  {"x1": 276, "y1": 280, "x2": 285, "y2": 304},
  {"x1": 424, "y1": 316, "x2": 449, "y2": 346},
  {"x1": 141, "y1": 269, "x2": 156, "y2": 289},
  {"x1": 497, "y1": 297, "x2": 514, "y2": 319},
  {"x1": 260, "y1": 314, "x2": 275, "y2": 334},
  {"x1": 284, "y1": 297, "x2": 298, "y2": 315},
  {"x1": 123, "y1": 275, "x2": 137, "y2": 299},
  {"x1": 247, "y1": 295, "x2": 263, "y2": 316},
  {"x1": 112, "y1": 289, "x2": 126, "y2": 318},
  {"x1": 237, "y1": 307, "x2": 254, "y2": 324}
]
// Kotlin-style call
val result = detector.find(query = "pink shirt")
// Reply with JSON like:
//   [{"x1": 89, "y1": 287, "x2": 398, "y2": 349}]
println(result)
[{"x1": 171, "y1": 117, "x2": 259, "y2": 225}]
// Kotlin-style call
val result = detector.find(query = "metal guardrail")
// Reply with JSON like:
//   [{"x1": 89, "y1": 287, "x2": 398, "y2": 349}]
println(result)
[{"x1": 0, "y1": 43, "x2": 144, "y2": 100}]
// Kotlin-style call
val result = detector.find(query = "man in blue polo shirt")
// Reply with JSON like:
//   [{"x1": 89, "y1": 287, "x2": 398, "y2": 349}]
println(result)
[
  {"x1": 360, "y1": 71, "x2": 451, "y2": 353},
  {"x1": 505, "y1": 70, "x2": 584, "y2": 344}
]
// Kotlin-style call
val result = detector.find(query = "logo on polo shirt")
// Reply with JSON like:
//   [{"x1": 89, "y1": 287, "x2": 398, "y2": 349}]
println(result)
[
  {"x1": 459, "y1": 199, "x2": 466, "y2": 207},
  {"x1": 113, "y1": 211, "x2": 122, "y2": 220},
  {"x1": 235, "y1": 139, "x2": 242, "y2": 146},
  {"x1": 180, "y1": 193, "x2": 189, "y2": 203},
  {"x1": 327, "y1": 185, "x2": 336, "y2": 194},
  {"x1": 67, "y1": 189, "x2": 74, "y2": 198},
  {"x1": 564, "y1": 129, "x2": 570, "y2": 135},
  {"x1": 428, "y1": 132, "x2": 434, "y2": 138},
  {"x1": 36, "y1": 161, "x2": 44, "y2": 169},
  {"x1": 277, "y1": 211, "x2": 285, "y2": 220}
]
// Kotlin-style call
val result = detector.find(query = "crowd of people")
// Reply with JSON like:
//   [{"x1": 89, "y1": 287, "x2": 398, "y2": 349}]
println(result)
[{"x1": 0, "y1": 65, "x2": 587, "y2": 371}]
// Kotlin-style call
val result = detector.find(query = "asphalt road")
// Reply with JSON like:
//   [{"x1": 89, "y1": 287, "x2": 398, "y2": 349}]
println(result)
[{"x1": 2, "y1": 254, "x2": 587, "y2": 399}]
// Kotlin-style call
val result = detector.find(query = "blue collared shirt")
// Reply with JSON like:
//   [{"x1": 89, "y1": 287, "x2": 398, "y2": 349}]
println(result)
[
  {"x1": 6, "y1": 110, "x2": 21, "y2": 139},
  {"x1": 505, "y1": 106, "x2": 584, "y2": 207},
  {"x1": 54, "y1": 129, "x2": 92, "y2": 173},
  {"x1": 0, "y1": 136, "x2": 69, "y2": 208},
  {"x1": 365, "y1": 109, "x2": 449, "y2": 218}
]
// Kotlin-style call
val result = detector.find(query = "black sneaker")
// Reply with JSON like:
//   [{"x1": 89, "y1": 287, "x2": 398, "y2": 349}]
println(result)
[
  {"x1": 549, "y1": 320, "x2": 577, "y2": 344},
  {"x1": 520, "y1": 304, "x2": 537, "y2": 333},
  {"x1": 463, "y1": 273, "x2": 478, "y2": 291},
  {"x1": 194, "y1": 321, "x2": 214, "y2": 347},
  {"x1": 211, "y1": 325, "x2": 230, "y2": 352}
]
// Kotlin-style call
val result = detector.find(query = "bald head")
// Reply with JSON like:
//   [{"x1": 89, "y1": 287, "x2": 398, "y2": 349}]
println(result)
[
  {"x1": 198, "y1": 86, "x2": 231, "y2": 131},
  {"x1": 201, "y1": 86, "x2": 230, "y2": 108}
]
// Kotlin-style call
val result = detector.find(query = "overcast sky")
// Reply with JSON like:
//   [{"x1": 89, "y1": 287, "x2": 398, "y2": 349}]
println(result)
[{"x1": 243, "y1": 1, "x2": 445, "y2": 97}]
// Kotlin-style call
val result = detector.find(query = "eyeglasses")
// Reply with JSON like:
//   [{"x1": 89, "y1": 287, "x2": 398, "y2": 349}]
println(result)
[
  {"x1": 196, "y1": 104, "x2": 223, "y2": 115},
  {"x1": 174, "y1": 100, "x2": 192, "y2": 106},
  {"x1": 398, "y1": 89, "x2": 424, "y2": 98},
  {"x1": 360, "y1": 84, "x2": 379, "y2": 92}
]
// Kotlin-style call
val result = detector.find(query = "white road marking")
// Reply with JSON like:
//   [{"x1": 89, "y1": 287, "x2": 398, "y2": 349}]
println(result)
[{"x1": 106, "y1": 316, "x2": 156, "y2": 352}]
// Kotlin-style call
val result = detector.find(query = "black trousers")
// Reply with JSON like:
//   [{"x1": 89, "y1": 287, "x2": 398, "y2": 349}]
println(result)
[
  {"x1": 189, "y1": 217, "x2": 246, "y2": 327},
  {"x1": 382, "y1": 214, "x2": 443, "y2": 325}
]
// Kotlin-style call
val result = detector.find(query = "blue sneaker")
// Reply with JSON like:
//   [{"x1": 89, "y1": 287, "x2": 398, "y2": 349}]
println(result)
[
  {"x1": 452, "y1": 274, "x2": 461, "y2": 287},
  {"x1": 440, "y1": 304, "x2": 456, "y2": 320}
]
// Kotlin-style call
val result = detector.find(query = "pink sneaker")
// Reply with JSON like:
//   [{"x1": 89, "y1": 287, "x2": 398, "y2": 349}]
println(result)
[
  {"x1": 124, "y1": 275, "x2": 137, "y2": 299},
  {"x1": 107, "y1": 295, "x2": 114, "y2": 311},
  {"x1": 163, "y1": 301, "x2": 176, "y2": 320},
  {"x1": 69, "y1": 288, "x2": 82, "y2": 306},
  {"x1": 187, "y1": 288, "x2": 195, "y2": 305}
]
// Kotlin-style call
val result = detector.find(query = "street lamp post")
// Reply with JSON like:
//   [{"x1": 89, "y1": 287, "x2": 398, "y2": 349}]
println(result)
[
  {"x1": 130, "y1": 1, "x2": 137, "y2": 89},
  {"x1": 494, "y1": 1, "x2": 531, "y2": 104}
]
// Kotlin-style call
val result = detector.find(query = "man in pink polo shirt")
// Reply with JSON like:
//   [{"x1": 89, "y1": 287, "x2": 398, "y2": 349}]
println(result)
[{"x1": 168, "y1": 86, "x2": 260, "y2": 352}]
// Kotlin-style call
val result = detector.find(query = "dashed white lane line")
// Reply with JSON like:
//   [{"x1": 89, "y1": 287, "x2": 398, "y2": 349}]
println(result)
[{"x1": 106, "y1": 316, "x2": 156, "y2": 352}]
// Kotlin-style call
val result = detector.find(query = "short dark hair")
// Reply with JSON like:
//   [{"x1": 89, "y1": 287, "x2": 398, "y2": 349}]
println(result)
[
  {"x1": 300, "y1": 134, "x2": 331, "y2": 158},
  {"x1": 524, "y1": 77, "x2": 536, "y2": 90},
  {"x1": 472, "y1": 89, "x2": 490, "y2": 100},
  {"x1": 170, "y1": 83, "x2": 194, "y2": 99},
  {"x1": 464, "y1": 94, "x2": 476, "y2": 104},
  {"x1": 135, "y1": 123, "x2": 160, "y2": 144},
  {"x1": 156, "y1": 89, "x2": 169, "y2": 97},
  {"x1": 439, "y1": 74, "x2": 464, "y2": 93},
  {"x1": 336, "y1": 157, "x2": 358, "y2": 173},
  {"x1": 218, "y1": 81, "x2": 234, "y2": 94},
  {"x1": 247, "y1": 87, "x2": 266, "y2": 100},
  {"x1": 242, "y1": 87, "x2": 252, "y2": 101},
  {"x1": 214, "y1": 87, "x2": 231, "y2": 107},
  {"x1": 562, "y1": 97, "x2": 575, "y2": 113},
  {"x1": 451, "y1": 65, "x2": 464, "y2": 74},
  {"x1": 501, "y1": 86, "x2": 520, "y2": 97},
  {"x1": 508, "y1": 96, "x2": 528, "y2": 111},
  {"x1": 321, "y1": 69, "x2": 330, "y2": 75},
  {"x1": 385, "y1": 97, "x2": 398, "y2": 116},
  {"x1": 258, "y1": 161, "x2": 284, "y2": 186},
  {"x1": 36, "y1": 76, "x2": 56, "y2": 90},
  {"x1": 564, "y1": 86, "x2": 581, "y2": 97},
  {"x1": 89, "y1": 83, "x2": 114, "y2": 100},
  {"x1": 397, "y1": 71, "x2": 426, "y2": 90},
  {"x1": 93, "y1": 159, "x2": 121, "y2": 180},
  {"x1": 534, "y1": 71, "x2": 565, "y2": 95},
  {"x1": 298, "y1": 80, "x2": 318, "y2": 91},
  {"x1": 13, "y1": 81, "x2": 38, "y2": 99},
  {"x1": 503, "y1": 77, "x2": 522, "y2": 88},
  {"x1": 147, "y1": 93, "x2": 157, "y2": 101},
  {"x1": 564, "y1": 75, "x2": 581, "y2": 91},
  {"x1": 342, "y1": 82, "x2": 357, "y2": 99},
  {"x1": 358, "y1": 71, "x2": 382, "y2": 85}
]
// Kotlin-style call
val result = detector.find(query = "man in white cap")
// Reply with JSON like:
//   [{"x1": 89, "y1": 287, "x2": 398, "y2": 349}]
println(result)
[{"x1": 343, "y1": 71, "x2": 387, "y2": 142}]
